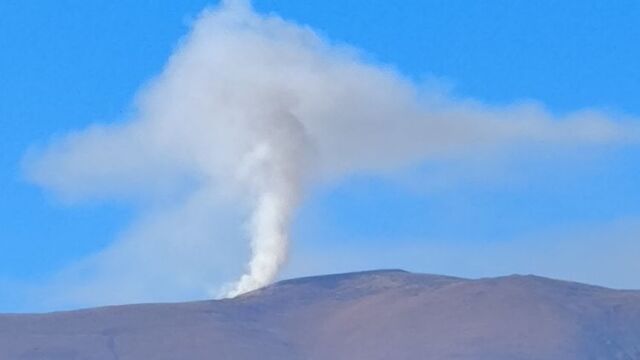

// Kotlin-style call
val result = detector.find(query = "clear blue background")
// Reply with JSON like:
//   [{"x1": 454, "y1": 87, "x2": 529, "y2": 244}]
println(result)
[{"x1": 1, "y1": 0, "x2": 639, "y2": 309}]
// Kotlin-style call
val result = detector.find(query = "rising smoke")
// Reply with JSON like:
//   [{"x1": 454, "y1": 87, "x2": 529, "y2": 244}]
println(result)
[{"x1": 26, "y1": 0, "x2": 638, "y2": 302}]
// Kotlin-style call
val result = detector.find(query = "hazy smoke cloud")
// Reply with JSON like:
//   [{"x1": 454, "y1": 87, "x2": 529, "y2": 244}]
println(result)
[{"x1": 25, "y1": 1, "x2": 639, "y2": 303}]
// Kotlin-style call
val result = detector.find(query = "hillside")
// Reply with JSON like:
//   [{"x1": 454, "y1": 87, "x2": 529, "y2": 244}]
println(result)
[{"x1": 2, "y1": 270, "x2": 640, "y2": 359}]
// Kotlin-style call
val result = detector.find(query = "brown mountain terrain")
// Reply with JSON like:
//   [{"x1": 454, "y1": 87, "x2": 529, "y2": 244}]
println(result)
[{"x1": 1, "y1": 270, "x2": 639, "y2": 359}]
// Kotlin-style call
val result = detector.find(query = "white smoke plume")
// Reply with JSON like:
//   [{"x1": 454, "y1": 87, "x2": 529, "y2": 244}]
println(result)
[{"x1": 25, "y1": 0, "x2": 639, "y2": 303}]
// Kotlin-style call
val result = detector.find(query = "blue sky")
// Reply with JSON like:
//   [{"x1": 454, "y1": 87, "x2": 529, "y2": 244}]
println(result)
[{"x1": 1, "y1": 0, "x2": 639, "y2": 312}]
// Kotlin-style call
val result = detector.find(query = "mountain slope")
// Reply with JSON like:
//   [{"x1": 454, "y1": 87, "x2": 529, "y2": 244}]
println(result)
[{"x1": 2, "y1": 270, "x2": 640, "y2": 359}]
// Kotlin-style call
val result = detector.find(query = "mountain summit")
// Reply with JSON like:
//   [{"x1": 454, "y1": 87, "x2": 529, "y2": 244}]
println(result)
[{"x1": 2, "y1": 270, "x2": 639, "y2": 359}]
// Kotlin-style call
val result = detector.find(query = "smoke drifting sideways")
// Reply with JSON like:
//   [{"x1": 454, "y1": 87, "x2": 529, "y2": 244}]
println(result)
[{"x1": 24, "y1": 1, "x2": 639, "y2": 302}]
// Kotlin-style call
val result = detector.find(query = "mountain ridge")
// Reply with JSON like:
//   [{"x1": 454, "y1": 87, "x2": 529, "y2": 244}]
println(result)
[{"x1": 2, "y1": 270, "x2": 640, "y2": 359}]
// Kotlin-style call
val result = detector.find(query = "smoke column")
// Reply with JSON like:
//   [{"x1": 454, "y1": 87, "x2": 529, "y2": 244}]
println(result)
[
  {"x1": 227, "y1": 109, "x2": 311, "y2": 296},
  {"x1": 24, "y1": 0, "x2": 639, "y2": 305}
]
